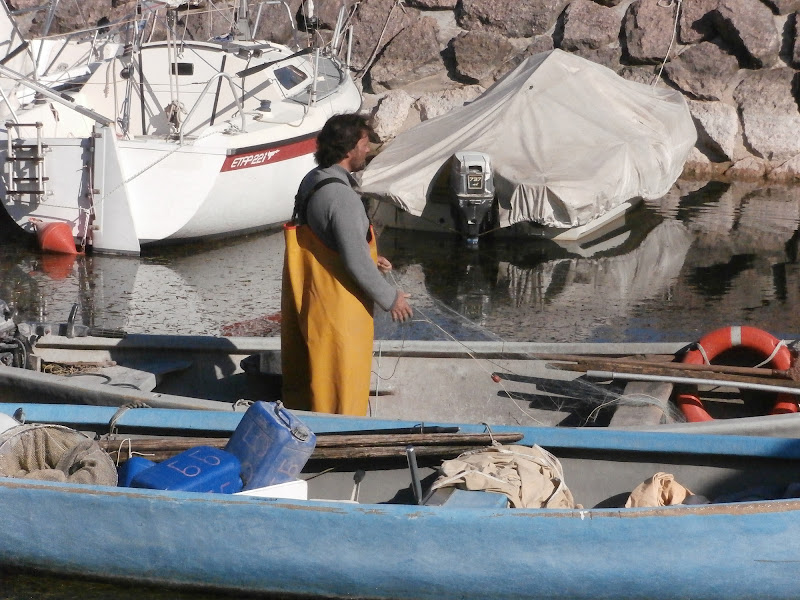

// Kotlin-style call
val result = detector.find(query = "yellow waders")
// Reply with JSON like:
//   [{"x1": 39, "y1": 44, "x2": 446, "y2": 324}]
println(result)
[{"x1": 281, "y1": 222, "x2": 378, "y2": 415}]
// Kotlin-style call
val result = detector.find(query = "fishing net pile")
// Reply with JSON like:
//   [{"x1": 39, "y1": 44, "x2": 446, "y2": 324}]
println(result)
[{"x1": 0, "y1": 423, "x2": 117, "y2": 485}]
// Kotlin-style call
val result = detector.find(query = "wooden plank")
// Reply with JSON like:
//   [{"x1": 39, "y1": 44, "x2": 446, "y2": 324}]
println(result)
[{"x1": 101, "y1": 432, "x2": 522, "y2": 453}]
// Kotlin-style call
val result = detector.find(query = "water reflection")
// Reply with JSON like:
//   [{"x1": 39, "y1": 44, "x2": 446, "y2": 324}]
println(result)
[{"x1": 0, "y1": 180, "x2": 799, "y2": 343}]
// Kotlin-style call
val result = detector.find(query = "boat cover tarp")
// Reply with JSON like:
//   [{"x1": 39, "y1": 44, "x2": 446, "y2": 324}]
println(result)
[{"x1": 360, "y1": 49, "x2": 697, "y2": 229}]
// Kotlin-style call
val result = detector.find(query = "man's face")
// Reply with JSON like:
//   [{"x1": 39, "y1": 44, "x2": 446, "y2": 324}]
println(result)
[{"x1": 347, "y1": 132, "x2": 371, "y2": 172}]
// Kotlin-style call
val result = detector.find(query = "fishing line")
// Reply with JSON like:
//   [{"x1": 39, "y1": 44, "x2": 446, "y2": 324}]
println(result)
[{"x1": 379, "y1": 267, "x2": 684, "y2": 426}]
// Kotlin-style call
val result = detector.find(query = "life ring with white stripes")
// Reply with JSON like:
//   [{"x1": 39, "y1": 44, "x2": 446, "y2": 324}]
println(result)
[{"x1": 676, "y1": 326, "x2": 798, "y2": 422}]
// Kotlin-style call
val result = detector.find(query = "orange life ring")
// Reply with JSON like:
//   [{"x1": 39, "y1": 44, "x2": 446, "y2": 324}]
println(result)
[{"x1": 676, "y1": 326, "x2": 798, "y2": 422}]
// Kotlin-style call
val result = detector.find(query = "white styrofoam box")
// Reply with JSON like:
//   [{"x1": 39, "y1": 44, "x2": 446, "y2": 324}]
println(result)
[{"x1": 234, "y1": 478, "x2": 308, "y2": 500}]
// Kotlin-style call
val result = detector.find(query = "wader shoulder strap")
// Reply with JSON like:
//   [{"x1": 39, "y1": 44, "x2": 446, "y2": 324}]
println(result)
[{"x1": 292, "y1": 177, "x2": 346, "y2": 224}]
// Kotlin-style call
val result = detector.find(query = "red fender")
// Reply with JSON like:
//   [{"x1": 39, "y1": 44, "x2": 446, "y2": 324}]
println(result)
[{"x1": 676, "y1": 326, "x2": 797, "y2": 422}]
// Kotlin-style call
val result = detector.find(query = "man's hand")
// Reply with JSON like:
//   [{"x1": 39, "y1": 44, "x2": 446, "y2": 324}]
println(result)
[
  {"x1": 390, "y1": 292, "x2": 413, "y2": 322},
  {"x1": 377, "y1": 256, "x2": 392, "y2": 274}
]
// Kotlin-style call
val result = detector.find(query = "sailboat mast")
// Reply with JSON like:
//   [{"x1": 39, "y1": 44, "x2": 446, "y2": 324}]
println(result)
[{"x1": 235, "y1": 0, "x2": 252, "y2": 41}]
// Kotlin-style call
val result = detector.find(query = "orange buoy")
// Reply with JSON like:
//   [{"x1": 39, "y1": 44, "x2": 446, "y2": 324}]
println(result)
[{"x1": 35, "y1": 222, "x2": 78, "y2": 255}]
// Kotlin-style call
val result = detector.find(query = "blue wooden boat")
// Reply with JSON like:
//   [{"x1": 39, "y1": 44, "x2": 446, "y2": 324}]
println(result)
[{"x1": 2, "y1": 402, "x2": 800, "y2": 599}]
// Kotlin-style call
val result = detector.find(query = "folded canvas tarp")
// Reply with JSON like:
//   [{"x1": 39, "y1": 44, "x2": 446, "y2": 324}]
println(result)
[{"x1": 360, "y1": 49, "x2": 697, "y2": 230}]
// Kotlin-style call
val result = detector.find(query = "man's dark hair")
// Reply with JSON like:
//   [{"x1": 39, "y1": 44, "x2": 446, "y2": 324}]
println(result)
[{"x1": 314, "y1": 113, "x2": 373, "y2": 168}]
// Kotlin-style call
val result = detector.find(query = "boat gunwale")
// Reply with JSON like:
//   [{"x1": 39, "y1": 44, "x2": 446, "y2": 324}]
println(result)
[{"x1": 3, "y1": 473, "x2": 800, "y2": 520}]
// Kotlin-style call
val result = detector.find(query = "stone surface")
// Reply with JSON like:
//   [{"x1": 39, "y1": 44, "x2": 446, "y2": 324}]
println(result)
[
  {"x1": 793, "y1": 13, "x2": 800, "y2": 67},
  {"x1": 457, "y1": 0, "x2": 569, "y2": 37},
  {"x1": 664, "y1": 42, "x2": 740, "y2": 101},
  {"x1": 679, "y1": 0, "x2": 719, "y2": 44},
  {"x1": 623, "y1": 0, "x2": 680, "y2": 64},
  {"x1": 733, "y1": 68, "x2": 800, "y2": 162},
  {"x1": 451, "y1": 30, "x2": 516, "y2": 82},
  {"x1": 711, "y1": 0, "x2": 781, "y2": 68},
  {"x1": 618, "y1": 65, "x2": 659, "y2": 85},
  {"x1": 369, "y1": 16, "x2": 443, "y2": 91},
  {"x1": 761, "y1": 0, "x2": 800, "y2": 15},
  {"x1": 687, "y1": 99, "x2": 738, "y2": 162},
  {"x1": 561, "y1": 0, "x2": 622, "y2": 52},
  {"x1": 726, "y1": 156, "x2": 769, "y2": 180},
  {"x1": 415, "y1": 84, "x2": 485, "y2": 120},
  {"x1": 481, "y1": 35, "x2": 555, "y2": 82},
  {"x1": 350, "y1": 0, "x2": 417, "y2": 72},
  {"x1": 406, "y1": 0, "x2": 459, "y2": 7},
  {"x1": 767, "y1": 154, "x2": 800, "y2": 181},
  {"x1": 571, "y1": 46, "x2": 623, "y2": 69},
  {"x1": 370, "y1": 89, "x2": 416, "y2": 141}
]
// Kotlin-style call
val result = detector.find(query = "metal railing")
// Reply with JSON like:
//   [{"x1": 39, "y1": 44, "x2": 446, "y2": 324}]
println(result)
[{"x1": 178, "y1": 72, "x2": 245, "y2": 144}]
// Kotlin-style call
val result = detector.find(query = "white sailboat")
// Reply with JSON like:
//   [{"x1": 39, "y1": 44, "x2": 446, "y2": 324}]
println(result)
[{"x1": 0, "y1": 0, "x2": 361, "y2": 254}]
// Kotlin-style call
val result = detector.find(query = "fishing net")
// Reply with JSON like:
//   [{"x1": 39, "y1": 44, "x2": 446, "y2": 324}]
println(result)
[
  {"x1": 372, "y1": 267, "x2": 687, "y2": 427},
  {"x1": 0, "y1": 423, "x2": 118, "y2": 485}
]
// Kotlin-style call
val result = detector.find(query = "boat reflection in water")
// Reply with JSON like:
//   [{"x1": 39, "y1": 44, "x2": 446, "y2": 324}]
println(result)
[
  {"x1": 376, "y1": 181, "x2": 800, "y2": 343},
  {"x1": 2, "y1": 229, "x2": 287, "y2": 337},
  {"x1": 1, "y1": 181, "x2": 800, "y2": 343}
]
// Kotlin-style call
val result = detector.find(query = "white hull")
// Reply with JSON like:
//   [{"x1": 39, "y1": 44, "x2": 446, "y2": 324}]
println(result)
[
  {"x1": 369, "y1": 196, "x2": 641, "y2": 242},
  {"x1": 1, "y1": 31, "x2": 362, "y2": 254}
]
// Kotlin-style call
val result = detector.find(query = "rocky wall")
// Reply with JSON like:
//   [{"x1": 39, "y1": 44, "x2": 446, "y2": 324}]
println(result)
[{"x1": 8, "y1": 0, "x2": 800, "y2": 182}]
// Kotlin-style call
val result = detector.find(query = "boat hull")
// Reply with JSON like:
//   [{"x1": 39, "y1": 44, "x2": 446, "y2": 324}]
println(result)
[
  {"x1": 7, "y1": 333, "x2": 800, "y2": 433},
  {"x1": 1, "y1": 36, "x2": 362, "y2": 254},
  {"x1": 369, "y1": 195, "x2": 642, "y2": 242},
  {"x1": 2, "y1": 405, "x2": 800, "y2": 599}
]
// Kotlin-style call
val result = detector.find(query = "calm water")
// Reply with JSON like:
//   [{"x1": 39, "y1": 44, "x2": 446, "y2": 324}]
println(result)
[
  {"x1": 2, "y1": 178, "x2": 800, "y2": 597},
  {"x1": 2, "y1": 179, "x2": 799, "y2": 344}
]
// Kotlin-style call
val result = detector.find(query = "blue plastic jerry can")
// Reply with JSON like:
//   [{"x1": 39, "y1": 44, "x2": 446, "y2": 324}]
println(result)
[
  {"x1": 117, "y1": 456, "x2": 156, "y2": 487},
  {"x1": 225, "y1": 401, "x2": 316, "y2": 490},
  {"x1": 130, "y1": 446, "x2": 243, "y2": 494}
]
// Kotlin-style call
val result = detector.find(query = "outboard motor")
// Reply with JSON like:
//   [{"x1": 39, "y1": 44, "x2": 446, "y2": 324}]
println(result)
[
  {"x1": 450, "y1": 151, "x2": 495, "y2": 246},
  {"x1": 0, "y1": 300, "x2": 34, "y2": 369}
]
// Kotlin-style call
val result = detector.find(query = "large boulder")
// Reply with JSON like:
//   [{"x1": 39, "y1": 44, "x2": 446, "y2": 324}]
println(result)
[
  {"x1": 711, "y1": 0, "x2": 781, "y2": 68},
  {"x1": 451, "y1": 30, "x2": 516, "y2": 82},
  {"x1": 679, "y1": 0, "x2": 719, "y2": 44},
  {"x1": 733, "y1": 68, "x2": 800, "y2": 162},
  {"x1": 368, "y1": 16, "x2": 443, "y2": 91},
  {"x1": 623, "y1": 0, "x2": 680, "y2": 63},
  {"x1": 370, "y1": 90, "x2": 416, "y2": 142},
  {"x1": 350, "y1": 0, "x2": 416, "y2": 72},
  {"x1": 560, "y1": 0, "x2": 622, "y2": 52},
  {"x1": 415, "y1": 84, "x2": 485, "y2": 120},
  {"x1": 457, "y1": 0, "x2": 569, "y2": 38},
  {"x1": 687, "y1": 99, "x2": 739, "y2": 162},
  {"x1": 664, "y1": 42, "x2": 740, "y2": 101}
]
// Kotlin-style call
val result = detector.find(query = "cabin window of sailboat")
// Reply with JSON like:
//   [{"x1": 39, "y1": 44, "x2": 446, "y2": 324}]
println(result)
[
  {"x1": 170, "y1": 63, "x2": 195, "y2": 76},
  {"x1": 275, "y1": 65, "x2": 307, "y2": 89}
]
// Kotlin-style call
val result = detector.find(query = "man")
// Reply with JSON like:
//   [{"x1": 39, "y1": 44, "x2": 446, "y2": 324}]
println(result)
[{"x1": 281, "y1": 113, "x2": 413, "y2": 415}]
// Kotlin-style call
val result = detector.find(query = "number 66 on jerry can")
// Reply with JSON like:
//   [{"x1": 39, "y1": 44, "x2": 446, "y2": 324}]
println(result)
[
  {"x1": 225, "y1": 401, "x2": 316, "y2": 490},
  {"x1": 130, "y1": 446, "x2": 243, "y2": 494}
]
